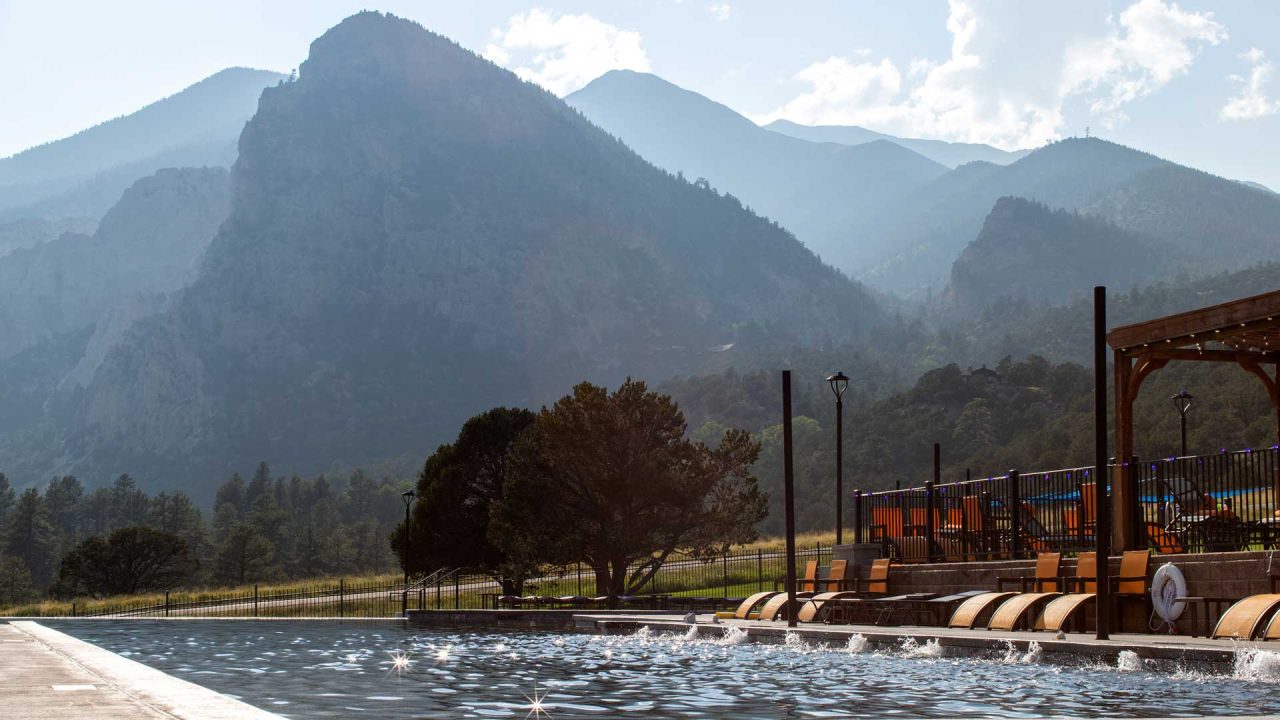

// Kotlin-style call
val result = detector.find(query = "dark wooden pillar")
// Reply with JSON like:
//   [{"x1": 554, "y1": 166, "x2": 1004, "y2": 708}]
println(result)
[
  {"x1": 1113, "y1": 350, "x2": 1133, "y2": 551},
  {"x1": 1095, "y1": 287, "x2": 1113, "y2": 640}
]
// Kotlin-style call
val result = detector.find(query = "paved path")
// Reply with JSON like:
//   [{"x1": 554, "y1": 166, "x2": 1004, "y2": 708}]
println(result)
[{"x1": 0, "y1": 621, "x2": 282, "y2": 719}]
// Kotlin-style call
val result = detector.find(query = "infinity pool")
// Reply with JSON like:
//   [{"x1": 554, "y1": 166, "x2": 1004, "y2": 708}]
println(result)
[{"x1": 49, "y1": 621, "x2": 1280, "y2": 718}]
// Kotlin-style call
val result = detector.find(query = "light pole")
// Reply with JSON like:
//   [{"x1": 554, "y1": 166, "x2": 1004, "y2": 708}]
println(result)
[
  {"x1": 401, "y1": 490, "x2": 416, "y2": 587},
  {"x1": 827, "y1": 371, "x2": 850, "y2": 545},
  {"x1": 1171, "y1": 390, "x2": 1193, "y2": 457}
]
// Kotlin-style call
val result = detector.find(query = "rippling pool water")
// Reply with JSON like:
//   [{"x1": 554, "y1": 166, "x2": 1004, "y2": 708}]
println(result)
[{"x1": 48, "y1": 621, "x2": 1280, "y2": 718}]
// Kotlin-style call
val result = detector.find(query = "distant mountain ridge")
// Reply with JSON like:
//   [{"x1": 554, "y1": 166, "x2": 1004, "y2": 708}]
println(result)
[
  {"x1": 0, "y1": 67, "x2": 283, "y2": 221},
  {"x1": 764, "y1": 119, "x2": 1029, "y2": 168},
  {"x1": 858, "y1": 138, "x2": 1280, "y2": 297},
  {"x1": 566, "y1": 70, "x2": 948, "y2": 268},
  {"x1": 2, "y1": 13, "x2": 883, "y2": 494}
]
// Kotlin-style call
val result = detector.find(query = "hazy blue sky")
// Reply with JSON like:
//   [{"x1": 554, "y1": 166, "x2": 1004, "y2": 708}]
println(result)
[{"x1": 2, "y1": 1, "x2": 1277, "y2": 186}]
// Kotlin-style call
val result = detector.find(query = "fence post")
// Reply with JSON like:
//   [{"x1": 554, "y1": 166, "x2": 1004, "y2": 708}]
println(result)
[
  {"x1": 436, "y1": 577, "x2": 441, "y2": 609},
  {"x1": 253, "y1": 584, "x2": 258, "y2": 618},
  {"x1": 853, "y1": 490, "x2": 863, "y2": 544},
  {"x1": 454, "y1": 573, "x2": 460, "y2": 610},
  {"x1": 72, "y1": 602, "x2": 76, "y2": 617},
  {"x1": 747, "y1": 545, "x2": 757, "y2": 591},
  {"x1": 722, "y1": 553, "x2": 729, "y2": 599},
  {"x1": 925, "y1": 479, "x2": 936, "y2": 562},
  {"x1": 165, "y1": 591, "x2": 170, "y2": 617},
  {"x1": 577, "y1": 562, "x2": 583, "y2": 597},
  {"x1": 1009, "y1": 470, "x2": 1022, "y2": 560},
  {"x1": 402, "y1": 590, "x2": 407, "y2": 616},
  {"x1": 1129, "y1": 455, "x2": 1141, "y2": 551},
  {"x1": 339, "y1": 579, "x2": 345, "y2": 619}
]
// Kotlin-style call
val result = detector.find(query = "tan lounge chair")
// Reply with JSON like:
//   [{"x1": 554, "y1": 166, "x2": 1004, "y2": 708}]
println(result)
[
  {"x1": 731, "y1": 591, "x2": 779, "y2": 620},
  {"x1": 948, "y1": 592, "x2": 1016, "y2": 629},
  {"x1": 1214, "y1": 594, "x2": 1280, "y2": 639}
]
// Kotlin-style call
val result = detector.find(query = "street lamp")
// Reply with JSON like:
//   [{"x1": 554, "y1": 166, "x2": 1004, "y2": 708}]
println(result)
[
  {"x1": 1171, "y1": 390, "x2": 1193, "y2": 457},
  {"x1": 827, "y1": 371, "x2": 850, "y2": 545},
  {"x1": 401, "y1": 490, "x2": 416, "y2": 587}
]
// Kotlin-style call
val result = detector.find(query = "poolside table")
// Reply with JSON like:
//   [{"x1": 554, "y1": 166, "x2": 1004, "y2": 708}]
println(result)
[{"x1": 1172, "y1": 596, "x2": 1238, "y2": 637}]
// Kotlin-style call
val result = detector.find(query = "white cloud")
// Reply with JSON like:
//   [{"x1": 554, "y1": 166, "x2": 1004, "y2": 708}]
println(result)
[
  {"x1": 1222, "y1": 47, "x2": 1280, "y2": 120},
  {"x1": 1061, "y1": 0, "x2": 1226, "y2": 124},
  {"x1": 484, "y1": 9, "x2": 650, "y2": 96},
  {"x1": 707, "y1": 3, "x2": 732, "y2": 22},
  {"x1": 754, "y1": 0, "x2": 1224, "y2": 149}
]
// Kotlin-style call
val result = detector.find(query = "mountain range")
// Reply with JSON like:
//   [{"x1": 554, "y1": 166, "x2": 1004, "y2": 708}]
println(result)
[
  {"x1": 763, "y1": 119, "x2": 1028, "y2": 168},
  {"x1": 0, "y1": 67, "x2": 281, "y2": 222},
  {"x1": 0, "y1": 12, "x2": 881, "y2": 495}
]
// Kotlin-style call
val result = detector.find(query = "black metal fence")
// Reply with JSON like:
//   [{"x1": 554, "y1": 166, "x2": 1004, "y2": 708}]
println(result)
[
  {"x1": 853, "y1": 446, "x2": 1279, "y2": 562},
  {"x1": 403, "y1": 546, "x2": 834, "y2": 612},
  {"x1": 45, "y1": 579, "x2": 407, "y2": 618}
]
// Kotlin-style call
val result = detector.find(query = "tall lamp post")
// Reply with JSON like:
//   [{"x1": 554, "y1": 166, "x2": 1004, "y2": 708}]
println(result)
[
  {"x1": 401, "y1": 490, "x2": 416, "y2": 587},
  {"x1": 1171, "y1": 390, "x2": 1193, "y2": 457},
  {"x1": 827, "y1": 371, "x2": 850, "y2": 545}
]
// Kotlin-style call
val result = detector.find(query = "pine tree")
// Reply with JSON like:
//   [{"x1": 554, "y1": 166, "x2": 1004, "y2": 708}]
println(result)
[
  {"x1": 3, "y1": 489, "x2": 56, "y2": 587},
  {"x1": 44, "y1": 475, "x2": 83, "y2": 556},
  {"x1": 212, "y1": 524, "x2": 277, "y2": 585}
]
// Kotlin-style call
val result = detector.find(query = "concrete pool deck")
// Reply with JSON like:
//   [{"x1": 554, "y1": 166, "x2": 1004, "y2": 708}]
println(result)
[{"x1": 0, "y1": 621, "x2": 283, "y2": 719}]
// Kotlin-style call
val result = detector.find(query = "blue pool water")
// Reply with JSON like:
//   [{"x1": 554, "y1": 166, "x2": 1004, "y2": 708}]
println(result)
[{"x1": 49, "y1": 621, "x2": 1280, "y2": 718}]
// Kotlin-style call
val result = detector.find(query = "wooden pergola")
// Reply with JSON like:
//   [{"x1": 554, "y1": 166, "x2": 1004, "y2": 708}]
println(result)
[{"x1": 1106, "y1": 289, "x2": 1280, "y2": 548}]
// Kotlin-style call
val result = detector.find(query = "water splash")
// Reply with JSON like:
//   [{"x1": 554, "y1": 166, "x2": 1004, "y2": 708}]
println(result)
[
  {"x1": 783, "y1": 631, "x2": 807, "y2": 650},
  {"x1": 633, "y1": 626, "x2": 652, "y2": 640},
  {"x1": 1023, "y1": 641, "x2": 1042, "y2": 664},
  {"x1": 683, "y1": 625, "x2": 700, "y2": 642},
  {"x1": 1117, "y1": 650, "x2": 1144, "y2": 672},
  {"x1": 720, "y1": 626, "x2": 749, "y2": 645},
  {"x1": 846, "y1": 634, "x2": 868, "y2": 654},
  {"x1": 899, "y1": 638, "x2": 943, "y2": 658},
  {"x1": 1000, "y1": 640, "x2": 1042, "y2": 664},
  {"x1": 1233, "y1": 647, "x2": 1280, "y2": 681}
]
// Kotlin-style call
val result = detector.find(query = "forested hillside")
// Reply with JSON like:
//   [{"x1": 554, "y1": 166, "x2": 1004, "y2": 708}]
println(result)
[{"x1": 2, "y1": 12, "x2": 882, "y2": 495}]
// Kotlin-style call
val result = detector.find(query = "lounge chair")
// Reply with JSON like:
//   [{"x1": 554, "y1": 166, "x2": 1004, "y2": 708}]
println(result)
[
  {"x1": 731, "y1": 591, "x2": 780, "y2": 620},
  {"x1": 818, "y1": 559, "x2": 894, "y2": 623},
  {"x1": 1033, "y1": 552, "x2": 1096, "y2": 632},
  {"x1": 948, "y1": 592, "x2": 1017, "y2": 629},
  {"x1": 1214, "y1": 595, "x2": 1280, "y2": 639},
  {"x1": 794, "y1": 559, "x2": 872, "y2": 622},
  {"x1": 1145, "y1": 522, "x2": 1184, "y2": 554},
  {"x1": 974, "y1": 552, "x2": 1065, "y2": 631},
  {"x1": 757, "y1": 590, "x2": 815, "y2": 621}
]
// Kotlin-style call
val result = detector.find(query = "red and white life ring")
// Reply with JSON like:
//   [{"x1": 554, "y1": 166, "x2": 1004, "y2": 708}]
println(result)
[{"x1": 1151, "y1": 563, "x2": 1188, "y2": 622}]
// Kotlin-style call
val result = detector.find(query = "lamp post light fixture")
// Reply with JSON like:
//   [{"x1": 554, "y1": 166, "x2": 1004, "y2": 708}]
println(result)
[
  {"x1": 401, "y1": 490, "x2": 416, "y2": 587},
  {"x1": 1171, "y1": 390, "x2": 1193, "y2": 457},
  {"x1": 827, "y1": 371, "x2": 850, "y2": 545}
]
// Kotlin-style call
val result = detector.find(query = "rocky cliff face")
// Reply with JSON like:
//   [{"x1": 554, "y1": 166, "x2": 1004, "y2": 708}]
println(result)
[
  {"x1": 28, "y1": 13, "x2": 881, "y2": 492},
  {"x1": 0, "y1": 167, "x2": 229, "y2": 362}
]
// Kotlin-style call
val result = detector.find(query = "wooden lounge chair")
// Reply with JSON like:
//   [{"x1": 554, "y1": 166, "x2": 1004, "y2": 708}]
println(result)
[
  {"x1": 732, "y1": 591, "x2": 780, "y2": 620},
  {"x1": 757, "y1": 590, "x2": 815, "y2": 621},
  {"x1": 1214, "y1": 594, "x2": 1280, "y2": 639},
  {"x1": 773, "y1": 559, "x2": 819, "y2": 593},
  {"x1": 796, "y1": 559, "x2": 880, "y2": 622},
  {"x1": 988, "y1": 592, "x2": 1059, "y2": 631},
  {"x1": 815, "y1": 560, "x2": 850, "y2": 592},
  {"x1": 1035, "y1": 552, "x2": 1097, "y2": 632},
  {"x1": 948, "y1": 592, "x2": 1016, "y2": 629}
]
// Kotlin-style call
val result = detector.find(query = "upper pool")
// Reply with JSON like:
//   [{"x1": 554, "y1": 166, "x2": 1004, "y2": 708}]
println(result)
[{"x1": 47, "y1": 620, "x2": 1280, "y2": 718}]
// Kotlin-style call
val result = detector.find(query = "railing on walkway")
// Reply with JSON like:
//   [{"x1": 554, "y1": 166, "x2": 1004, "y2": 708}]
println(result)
[
  {"x1": 853, "y1": 446, "x2": 1279, "y2": 562},
  {"x1": 56, "y1": 578, "x2": 408, "y2": 618}
]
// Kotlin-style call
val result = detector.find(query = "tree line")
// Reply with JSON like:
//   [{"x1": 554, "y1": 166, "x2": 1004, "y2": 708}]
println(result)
[{"x1": 0, "y1": 466, "x2": 410, "y2": 604}]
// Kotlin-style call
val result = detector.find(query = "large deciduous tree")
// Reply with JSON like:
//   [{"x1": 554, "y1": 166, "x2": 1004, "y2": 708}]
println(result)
[
  {"x1": 393, "y1": 407, "x2": 536, "y2": 593},
  {"x1": 491, "y1": 379, "x2": 766, "y2": 597},
  {"x1": 52, "y1": 527, "x2": 196, "y2": 598}
]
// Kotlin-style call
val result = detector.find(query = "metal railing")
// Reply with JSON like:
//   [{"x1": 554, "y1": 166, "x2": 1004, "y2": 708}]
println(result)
[
  {"x1": 853, "y1": 446, "x2": 1279, "y2": 562},
  {"x1": 53, "y1": 578, "x2": 408, "y2": 618}
]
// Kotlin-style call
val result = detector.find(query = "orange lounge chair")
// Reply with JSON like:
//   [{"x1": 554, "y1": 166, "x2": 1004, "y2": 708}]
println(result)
[
  {"x1": 731, "y1": 591, "x2": 779, "y2": 620},
  {"x1": 775, "y1": 559, "x2": 819, "y2": 593},
  {"x1": 1146, "y1": 522, "x2": 1184, "y2": 554},
  {"x1": 948, "y1": 592, "x2": 1016, "y2": 629},
  {"x1": 1035, "y1": 552, "x2": 1097, "y2": 632},
  {"x1": 757, "y1": 590, "x2": 815, "y2": 621},
  {"x1": 1215, "y1": 595, "x2": 1280, "y2": 639},
  {"x1": 798, "y1": 559, "x2": 888, "y2": 622},
  {"x1": 988, "y1": 591, "x2": 1059, "y2": 631}
]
